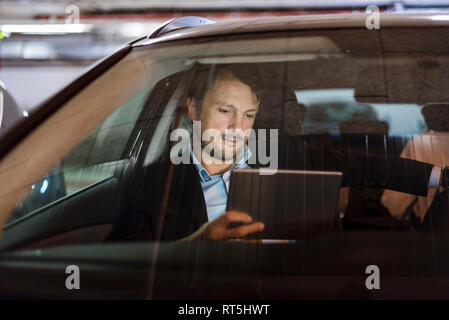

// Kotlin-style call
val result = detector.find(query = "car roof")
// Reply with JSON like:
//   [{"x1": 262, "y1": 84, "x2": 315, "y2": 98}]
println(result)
[{"x1": 132, "y1": 12, "x2": 449, "y2": 47}]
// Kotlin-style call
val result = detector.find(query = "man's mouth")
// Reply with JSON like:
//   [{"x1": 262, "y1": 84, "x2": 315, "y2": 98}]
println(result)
[{"x1": 222, "y1": 136, "x2": 237, "y2": 145}]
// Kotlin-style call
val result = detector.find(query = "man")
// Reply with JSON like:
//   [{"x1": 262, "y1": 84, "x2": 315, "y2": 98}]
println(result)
[
  {"x1": 107, "y1": 64, "x2": 268, "y2": 242},
  {"x1": 381, "y1": 104, "x2": 449, "y2": 223},
  {"x1": 180, "y1": 63, "x2": 266, "y2": 240},
  {"x1": 106, "y1": 63, "x2": 446, "y2": 243}
]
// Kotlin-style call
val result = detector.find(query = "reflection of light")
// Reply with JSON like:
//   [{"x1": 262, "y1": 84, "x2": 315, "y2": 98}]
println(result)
[
  {"x1": 119, "y1": 22, "x2": 162, "y2": 38},
  {"x1": 40, "y1": 179, "x2": 48, "y2": 193},
  {"x1": 31, "y1": 185, "x2": 35, "y2": 189},
  {"x1": 0, "y1": 24, "x2": 91, "y2": 34},
  {"x1": 429, "y1": 15, "x2": 449, "y2": 21},
  {"x1": 22, "y1": 43, "x2": 56, "y2": 60},
  {"x1": 120, "y1": 23, "x2": 146, "y2": 38},
  {"x1": 22, "y1": 111, "x2": 29, "y2": 117}
]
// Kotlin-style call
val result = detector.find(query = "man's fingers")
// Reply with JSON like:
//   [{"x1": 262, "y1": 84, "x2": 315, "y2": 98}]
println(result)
[
  {"x1": 226, "y1": 222, "x2": 265, "y2": 239},
  {"x1": 221, "y1": 211, "x2": 253, "y2": 224},
  {"x1": 205, "y1": 212, "x2": 262, "y2": 240}
]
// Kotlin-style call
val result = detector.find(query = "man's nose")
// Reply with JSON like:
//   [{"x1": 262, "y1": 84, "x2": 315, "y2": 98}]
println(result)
[{"x1": 229, "y1": 113, "x2": 244, "y2": 131}]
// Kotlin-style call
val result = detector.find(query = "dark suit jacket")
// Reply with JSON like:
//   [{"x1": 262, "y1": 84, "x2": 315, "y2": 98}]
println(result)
[{"x1": 106, "y1": 136, "x2": 434, "y2": 242}]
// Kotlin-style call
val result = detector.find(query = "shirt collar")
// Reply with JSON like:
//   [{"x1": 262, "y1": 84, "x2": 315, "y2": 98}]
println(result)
[{"x1": 190, "y1": 142, "x2": 251, "y2": 183}]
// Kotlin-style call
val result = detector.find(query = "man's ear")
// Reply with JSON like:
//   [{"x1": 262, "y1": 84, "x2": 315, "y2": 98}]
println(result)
[{"x1": 187, "y1": 97, "x2": 198, "y2": 121}]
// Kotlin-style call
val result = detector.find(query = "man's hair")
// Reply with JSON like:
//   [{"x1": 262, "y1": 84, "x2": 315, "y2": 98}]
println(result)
[{"x1": 186, "y1": 63, "x2": 265, "y2": 115}]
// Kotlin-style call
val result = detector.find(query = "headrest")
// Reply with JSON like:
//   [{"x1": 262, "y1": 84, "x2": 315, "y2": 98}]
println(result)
[
  {"x1": 421, "y1": 103, "x2": 449, "y2": 132},
  {"x1": 340, "y1": 120, "x2": 389, "y2": 135},
  {"x1": 255, "y1": 85, "x2": 306, "y2": 136}
]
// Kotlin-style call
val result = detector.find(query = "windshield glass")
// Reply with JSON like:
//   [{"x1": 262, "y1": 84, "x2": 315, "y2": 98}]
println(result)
[{"x1": 2, "y1": 27, "x2": 449, "y2": 298}]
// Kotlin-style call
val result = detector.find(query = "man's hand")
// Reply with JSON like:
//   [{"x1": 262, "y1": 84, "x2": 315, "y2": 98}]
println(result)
[{"x1": 182, "y1": 211, "x2": 264, "y2": 241}]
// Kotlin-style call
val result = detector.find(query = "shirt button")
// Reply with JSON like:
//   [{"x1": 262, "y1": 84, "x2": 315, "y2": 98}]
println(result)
[{"x1": 201, "y1": 170, "x2": 211, "y2": 182}]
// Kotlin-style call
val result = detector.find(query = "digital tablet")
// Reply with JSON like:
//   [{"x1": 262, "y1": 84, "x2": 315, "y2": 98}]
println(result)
[{"x1": 227, "y1": 168, "x2": 343, "y2": 240}]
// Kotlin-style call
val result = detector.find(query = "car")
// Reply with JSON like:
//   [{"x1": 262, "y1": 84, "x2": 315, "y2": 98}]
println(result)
[{"x1": 1, "y1": 13, "x2": 449, "y2": 299}]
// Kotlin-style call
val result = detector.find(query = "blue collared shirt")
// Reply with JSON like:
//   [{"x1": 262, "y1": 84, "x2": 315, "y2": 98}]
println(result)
[{"x1": 191, "y1": 146, "x2": 251, "y2": 222}]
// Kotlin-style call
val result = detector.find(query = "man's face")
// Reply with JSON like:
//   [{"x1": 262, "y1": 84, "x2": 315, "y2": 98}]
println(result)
[{"x1": 188, "y1": 73, "x2": 259, "y2": 162}]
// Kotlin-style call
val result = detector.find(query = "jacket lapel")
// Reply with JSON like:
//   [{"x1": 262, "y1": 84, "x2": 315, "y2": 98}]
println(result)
[{"x1": 172, "y1": 162, "x2": 208, "y2": 230}]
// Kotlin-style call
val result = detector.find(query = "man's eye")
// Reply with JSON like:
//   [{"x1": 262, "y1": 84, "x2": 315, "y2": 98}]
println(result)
[
  {"x1": 246, "y1": 113, "x2": 255, "y2": 119},
  {"x1": 219, "y1": 108, "x2": 229, "y2": 113}
]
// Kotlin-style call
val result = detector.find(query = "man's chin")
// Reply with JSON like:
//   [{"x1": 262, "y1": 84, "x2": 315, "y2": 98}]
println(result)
[
  {"x1": 213, "y1": 149, "x2": 236, "y2": 163},
  {"x1": 217, "y1": 146, "x2": 245, "y2": 163},
  {"x1": 200, "y1": 141, "x2": 245, "y2": 164},
  {"x1": 204, "y1": 150, "x2": 240, "y2": 164}
]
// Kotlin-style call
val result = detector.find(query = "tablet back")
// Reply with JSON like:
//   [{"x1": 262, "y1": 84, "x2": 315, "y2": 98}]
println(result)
[{"x1": 227, "y1": 169, "x2": 343, "y2": 240}]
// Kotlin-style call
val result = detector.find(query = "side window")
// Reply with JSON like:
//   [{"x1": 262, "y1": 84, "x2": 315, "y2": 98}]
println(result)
[
  {"x1": 7, "y1": 87, "x2": 151, "y2": 224},
  {"x1": 296, "y1": 89, "x2": 426, "y2": 137}
]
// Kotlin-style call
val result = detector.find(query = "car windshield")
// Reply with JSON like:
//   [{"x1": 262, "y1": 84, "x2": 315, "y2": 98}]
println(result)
[{"x1": 2, "y1": 26, "x2": 449, "y2": 297}]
